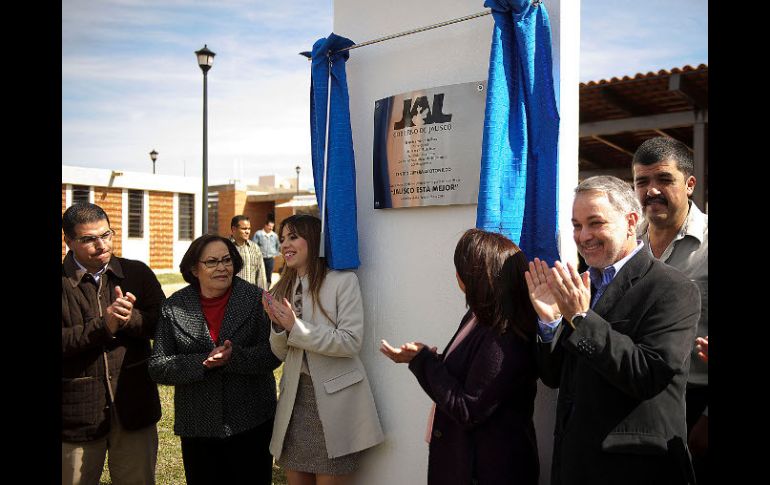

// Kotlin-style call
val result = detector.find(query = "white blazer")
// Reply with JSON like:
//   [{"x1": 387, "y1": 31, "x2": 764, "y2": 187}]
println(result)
[{"x1": 269, "y1": 270, "x2": 384, "y2": 459}]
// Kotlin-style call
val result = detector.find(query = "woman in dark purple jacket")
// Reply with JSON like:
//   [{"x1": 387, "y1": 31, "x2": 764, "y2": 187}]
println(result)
[{"x1": 381, "y1": 229, "x2": 539, "y2": 484}]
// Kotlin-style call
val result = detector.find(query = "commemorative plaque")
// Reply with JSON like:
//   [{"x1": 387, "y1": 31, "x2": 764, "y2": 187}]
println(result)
[{"x1": 373, "y1": 80, "x2": 487, "y2": 209}]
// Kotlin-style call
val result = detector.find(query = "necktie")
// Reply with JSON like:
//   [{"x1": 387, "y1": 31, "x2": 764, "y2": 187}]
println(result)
[
  {"x1": 295, "y1": 279, "x2": 310, "y2": 374},
  {"x1": 591, "y1": 266, "x2": 615, "y2": 309},
  {"x1": 293, "y1": 280, "x2": 303, "y2": 319}
]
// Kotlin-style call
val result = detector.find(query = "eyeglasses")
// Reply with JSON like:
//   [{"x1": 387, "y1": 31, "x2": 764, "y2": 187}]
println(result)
[
  {"x1": 199, "y1": 256, "x2": 233, "y2": 269},
  {"x1": 73, "y1": 230, "x2": 114, "y2": 246}
]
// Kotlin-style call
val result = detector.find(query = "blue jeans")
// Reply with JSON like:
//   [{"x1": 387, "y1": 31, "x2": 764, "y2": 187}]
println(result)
[{"x1": 263, "y1": 258, "x2": 275, "y2": 287}]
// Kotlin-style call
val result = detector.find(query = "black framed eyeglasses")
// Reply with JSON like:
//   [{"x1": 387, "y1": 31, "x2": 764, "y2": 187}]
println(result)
[
  {"x1": 199, "y1": 256, "x2": 233, "y2": 269},
  {"x1": 74, "y1": 230, "x2": 114, "y2": 246}
]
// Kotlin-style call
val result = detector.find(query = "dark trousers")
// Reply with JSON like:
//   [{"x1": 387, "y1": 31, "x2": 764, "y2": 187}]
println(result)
[
  {"x1": 180, "y1": 418, "x2": 273, "y2": 485},
  {"x1": 263, "y1": 258, "x2": 275, "y2": 287},
  {"x1": 555, "y1": 444, "x2": 684, "y2": 485},
  {"x1": 686, "y1": 386, "x2": 708, "y2": 485}
]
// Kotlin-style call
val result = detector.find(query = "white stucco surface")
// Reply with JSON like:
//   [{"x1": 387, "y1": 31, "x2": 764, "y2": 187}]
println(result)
[{"x1": 332, "y1": 1, "x2": 579, "y2": 483}]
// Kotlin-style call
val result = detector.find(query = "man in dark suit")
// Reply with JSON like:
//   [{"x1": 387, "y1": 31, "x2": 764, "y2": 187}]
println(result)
[{"x1": 525, "y1": 175, "x2": 699, "y2": 485}]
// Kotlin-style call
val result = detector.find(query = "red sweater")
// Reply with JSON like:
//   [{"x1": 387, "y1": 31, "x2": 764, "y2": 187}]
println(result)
[{"x1": 200, "y1": 286, "x2": 232, "y2": 344}]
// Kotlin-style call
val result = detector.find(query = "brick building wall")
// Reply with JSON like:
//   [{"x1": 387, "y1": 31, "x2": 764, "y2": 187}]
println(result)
[
  {"x1": 149, "y1": 191, "x2": 174, "y2": 269},
  {"x1": 274, "y1": 202, "x2": 295, "y2": 232},
  {"x1": 95, "y1": 187, "x2": 123, "y2": 257},
  {"x1": 216, "y1": 187, "x2": 248, "y2": 237},
  {"x1": 244, "y1": 201, "x2": 276, "y2": 232}
]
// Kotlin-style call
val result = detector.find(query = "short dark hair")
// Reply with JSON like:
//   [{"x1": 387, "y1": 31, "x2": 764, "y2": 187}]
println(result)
[
  {"x1": 231, "y1": 215, "x2": 250, "y2": 228},
  {"x1": 632, "y1": 136, "x2": 694, "y2": 177},
  {"x1": 266, "y1": 213, "x2": 275, "y2": 224},
  {"x1": 179, "y1": 235, "x2": 243, "y2": 286},
  {"x1": 62, "y1": 203, "x2": 111, "y2": 239},
  {"x1": 453, "y1": 229, "x2": 537, "y2": 339}
]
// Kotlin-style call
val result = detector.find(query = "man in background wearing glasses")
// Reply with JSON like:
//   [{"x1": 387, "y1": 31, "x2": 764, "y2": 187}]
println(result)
[{"x1": 61, "y1": 202, "x2": 165, "y2": 485}]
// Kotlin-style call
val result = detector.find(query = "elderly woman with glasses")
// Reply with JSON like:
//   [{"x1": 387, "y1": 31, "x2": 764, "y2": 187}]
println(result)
[{"x1": 149, "y1": 234, "x2": 281, "y2": 485}]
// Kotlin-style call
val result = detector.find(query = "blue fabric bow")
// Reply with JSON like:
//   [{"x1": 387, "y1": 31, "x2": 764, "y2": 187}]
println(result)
[
  {"x1": 310, "y1": 33, "x2": 360, "y2": 269},
  {"x1": 476, "y1": 0, "x2": 560, "y2": 264}
]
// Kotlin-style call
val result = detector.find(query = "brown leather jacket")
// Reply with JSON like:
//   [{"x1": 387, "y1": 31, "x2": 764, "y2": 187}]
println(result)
[{"x1": 61, "y1": 252, "x2": 164, "y2": 442}]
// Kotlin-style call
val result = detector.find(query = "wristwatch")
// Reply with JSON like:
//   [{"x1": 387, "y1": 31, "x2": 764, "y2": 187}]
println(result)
[{"x1": 568, "y1": 312, "x2": 588, "y2": 329}]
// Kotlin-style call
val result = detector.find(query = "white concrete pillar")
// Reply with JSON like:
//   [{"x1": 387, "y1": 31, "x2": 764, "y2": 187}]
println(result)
[{"x1": 333, "y1": 1, "x2": 579, "y2": 483}]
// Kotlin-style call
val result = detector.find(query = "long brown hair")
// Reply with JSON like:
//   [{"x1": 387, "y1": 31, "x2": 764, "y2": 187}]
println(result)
[
  {"x1": 270, "y1": 214, "x2": 332, "y2": 322},
  {"x1": 453, "y1": 229, "x2": 537, "y2": 339}
]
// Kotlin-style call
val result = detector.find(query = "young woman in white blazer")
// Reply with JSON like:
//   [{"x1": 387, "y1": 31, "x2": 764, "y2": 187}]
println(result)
[{"x1": 262, "y1": 214, "x2": 383, "y2": 485}]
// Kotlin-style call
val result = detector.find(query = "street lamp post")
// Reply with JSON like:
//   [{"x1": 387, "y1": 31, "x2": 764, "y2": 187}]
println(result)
[
  {"x1": 195, "y1": 44, "x2": 216, "y2": 234},
  {"x1": 149, "y1": 149, "x2": 158, "y2": 174},
  {"x1": 295, "y1": 165, "x2": 301, "y2": 195}
]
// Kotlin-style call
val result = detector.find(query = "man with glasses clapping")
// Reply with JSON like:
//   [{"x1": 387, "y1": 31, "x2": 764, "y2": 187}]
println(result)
[{"x1": 62, "y1": 202, "x2": 165, "y2": 485}]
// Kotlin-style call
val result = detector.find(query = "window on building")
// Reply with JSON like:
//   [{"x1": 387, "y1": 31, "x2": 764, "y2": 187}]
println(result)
[
  {"x1": 128, "y1": 190, "x2": 144, "y2": 238},
  {"x1": 178, "y1": 193, "x2": 194, "y2": 240},
  {"x1": 72, "y1": 185, "x2": 90, "y2": 205}
]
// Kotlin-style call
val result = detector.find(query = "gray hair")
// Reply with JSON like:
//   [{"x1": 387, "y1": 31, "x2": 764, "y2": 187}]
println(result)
[{"x1": 575, "y1": 176, "x2": 641, "y2": 216}]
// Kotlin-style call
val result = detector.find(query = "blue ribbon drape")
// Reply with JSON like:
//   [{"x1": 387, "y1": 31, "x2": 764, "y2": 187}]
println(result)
[
  {"x1": 476, "y1": 0, "x2": 560, "y2": 263},
  {"x1": 310, "y1": 33, "x2": 360, "y2": 269}
]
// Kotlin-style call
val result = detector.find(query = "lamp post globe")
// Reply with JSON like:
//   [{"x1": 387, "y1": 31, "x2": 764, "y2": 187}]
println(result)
[
  {"x1": 295, "y1": 165, "x2": 301, "y2": 195},
  {"x1": 149, "y1": 149, "x2": 158, "y2": 174}
]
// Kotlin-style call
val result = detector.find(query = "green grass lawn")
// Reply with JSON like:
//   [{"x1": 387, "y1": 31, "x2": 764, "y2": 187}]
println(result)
[
  {"x1": 154, "y1": 272, "x2": 185, "y2": 286},
  {"x1": 100, "y1": 366, "x2": 287, "y2": 484}
]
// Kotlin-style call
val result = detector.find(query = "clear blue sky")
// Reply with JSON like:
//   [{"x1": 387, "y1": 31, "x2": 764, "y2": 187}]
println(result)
[{"x1": 62, "y1": 0, "x2": 707, "y2": 184}]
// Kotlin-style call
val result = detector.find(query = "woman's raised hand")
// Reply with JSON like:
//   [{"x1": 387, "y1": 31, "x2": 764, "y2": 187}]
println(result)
[
  {"x1": 380, "y1": 339, "x2": 436, "y2": 364},
  {"x1": 262, "y1": 292, "x2": 297, "y2": 332}
]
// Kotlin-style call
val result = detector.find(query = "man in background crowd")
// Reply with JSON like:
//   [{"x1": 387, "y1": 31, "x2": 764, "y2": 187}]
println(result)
[
  {"x1": 230, "y1": 215, "x2": 267, "y2": 289},
  {"x1": 632, "y1": 136, "x2": 708, "y2": 484},
  {"x1": 252, "y1": 214, "x2": 281, "y2": 288}
]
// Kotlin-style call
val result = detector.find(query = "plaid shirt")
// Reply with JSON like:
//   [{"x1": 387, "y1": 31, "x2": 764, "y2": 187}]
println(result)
[{"x1": 230, "y1": 237, "x2": 267, "y2": 289}]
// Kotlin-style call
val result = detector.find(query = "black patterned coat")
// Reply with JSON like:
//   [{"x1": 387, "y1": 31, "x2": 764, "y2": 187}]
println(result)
[{"x1": 149, "y1": 277, "x2": 281, "y2": 438}]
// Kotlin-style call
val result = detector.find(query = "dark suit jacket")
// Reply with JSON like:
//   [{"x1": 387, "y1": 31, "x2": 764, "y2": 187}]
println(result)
[
  {"x1": 539, "y1": 249, "x2": 700, "y2": 485},
  {"x1": 409, "y1": 311, "x2": 539, "y2": 485}
]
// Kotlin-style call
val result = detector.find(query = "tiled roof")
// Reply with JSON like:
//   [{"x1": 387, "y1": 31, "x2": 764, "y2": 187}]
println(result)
[
  {"x1": 580, "y1": 64, "x2": 708, "y2": 88},
  {"x1": 578, "y1": 64, "x2": 708, "y2": 178}
]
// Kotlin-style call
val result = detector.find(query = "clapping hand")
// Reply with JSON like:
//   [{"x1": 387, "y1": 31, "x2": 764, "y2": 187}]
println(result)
[
  {"x1": 695, "y1": 336, "x2": 708, "y2": 363},
  {"x1": 262, "y1": 292, "x2": 296, "y2": 332},
  {"x1": 546, "y1": 261, "x2": 591, "y2": 326},
  {"x1": 203, "y1": 340, "x2": 232, "y2": 368},
  {"x1": 105, "y1": 286, "x2": 137, "y2": 333},
  {"x1": 525, "y1": 258, "x2": 590, "y2": 328},
  {"x1": 524, "y1": 258, "x2": 561, "y2": 322}
]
